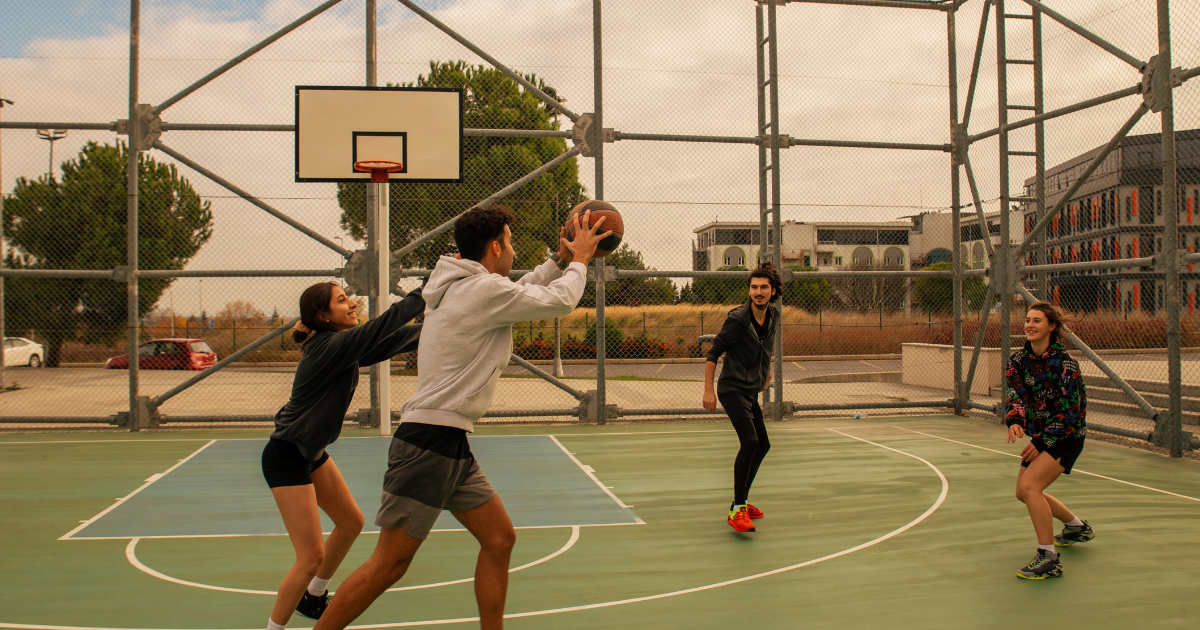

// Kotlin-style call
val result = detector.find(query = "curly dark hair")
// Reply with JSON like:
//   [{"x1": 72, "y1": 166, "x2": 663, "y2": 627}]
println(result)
[
  {"x1": 748, "y1": 261, "x2": 782, "y2": 303},
  {"x1": 454, "y1": 204, "x2": 516, "y2": 262}
]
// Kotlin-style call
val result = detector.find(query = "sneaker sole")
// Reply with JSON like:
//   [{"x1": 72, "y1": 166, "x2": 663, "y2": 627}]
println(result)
[
  {"x1": 1016, "y1": 567, "x2": 1063, "y2": 579},
  {"x1": 727, "y1": 520, "x2": 755, "y2": 533}
]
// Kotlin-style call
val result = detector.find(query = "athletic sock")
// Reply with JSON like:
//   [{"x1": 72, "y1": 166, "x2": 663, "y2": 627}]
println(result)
[
  {"x1": 308, "y1": 576, "x2": 331, "y2": 596},
  {"x1": 1065, "y1": 517, "x2": 1084, "y2": 528},
  {"x1": 267, "y1": 619, "x2": 286, "y2": 630},
  {"x1": 730, "y1": 503, "x2": 746, "y2": 516},
  {"x1": 1038, "y1": 544, "x2": 1056, "y2": 554}
]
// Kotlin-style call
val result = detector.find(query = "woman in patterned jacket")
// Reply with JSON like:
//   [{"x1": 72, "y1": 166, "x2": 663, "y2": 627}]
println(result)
[{"x1": 1005, "y1": 301, "x2": 1095, "y2": 580}]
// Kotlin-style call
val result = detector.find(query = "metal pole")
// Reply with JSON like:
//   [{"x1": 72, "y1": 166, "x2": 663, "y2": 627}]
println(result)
[
  {"x1": 1017, "y1": 0, "x2": 1144, "y2": 70},
  {"x1": 127, "y1": 0, "x2": 142, "y2": 432},
  {"x1": 0, "y1": 87, "x2": 7, "y2": 391},
  {"x1": 996, "y1": 0, "x2": 1013, "y2": 421},
  {"x1": 768, "y1": 0, "x2": 784, "y2": 420},
  {"x1": 374, "y1": 179, "x2": 391, "y2": 436},
  {"x1": 366, "y1": 0, "x2": 385, "y2": 435},
  {"x1": 1033, "y1": 6, "x2": 1048, "y2": 299},
  {"x1": 594, "y1": 262, "x2": 606, "y2": 424},
  {"x1": 1157, "y1": 0, "x2": 1182, "y2": 457},
  {"x1": 756, "y1": 4, "x2": 769, "y2": 410},
  {"x1": 949, "y1": 5, "x2": 965, "y2": 414},
  {"x1": 553, "y1": 317, "x2": 563, "y2": 377},
  {"x1": 593, "y1": 0, "x2": 606, "y2": 425}
]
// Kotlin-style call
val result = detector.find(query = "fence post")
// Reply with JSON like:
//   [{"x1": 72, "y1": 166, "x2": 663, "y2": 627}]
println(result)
[
  {"x1": 232, "y1": 321, "x2": 237, "y2": 351},
  {"x1": 126, "y1": 0, "x2": 143, "y2": 432},
  {"x1": 1157, "y1": 0, "x2": 1184, "y2": 457},
  {"x1": 700, "y1": 311, "x2": 704, "y2": 335},
  {"x1": 553, "y1": 317, "x2": 563, "y2": 377}
]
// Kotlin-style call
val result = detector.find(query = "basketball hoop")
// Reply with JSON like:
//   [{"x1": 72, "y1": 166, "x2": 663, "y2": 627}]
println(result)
[{"x1": 354, "y1": 160, "x2": 403, "y2": 183}]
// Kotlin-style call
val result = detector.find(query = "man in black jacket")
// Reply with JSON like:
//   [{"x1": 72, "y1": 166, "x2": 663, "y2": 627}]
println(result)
[{"x1": 702, "y1": 262, "x2": 781, "y2": 533}]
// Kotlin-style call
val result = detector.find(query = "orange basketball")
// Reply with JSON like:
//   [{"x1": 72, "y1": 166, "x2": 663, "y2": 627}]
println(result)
[{"x1": 565, "y1": 200, "x2": 624, "y2": 258}]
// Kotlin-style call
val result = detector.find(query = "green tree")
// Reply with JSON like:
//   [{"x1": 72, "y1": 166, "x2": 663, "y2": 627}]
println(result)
[
  {"x1": 913, "y1": 261, "x2": 988, "y2": 313},
  {"x1": 782, "y1": 266, "x2": 831, "y2": 312},
  {"x1": 2, "y1": 142, "x2": 213, "y2": 366},
  {"x1": 689, "y1": 266, "x2": 748, "y2": 304},
  {"x1": 337, "y1": 61, "x2": 587, "y2": 270},
  {"x1": 578, "y1": 244, "x2": 676, "y2": 307}
]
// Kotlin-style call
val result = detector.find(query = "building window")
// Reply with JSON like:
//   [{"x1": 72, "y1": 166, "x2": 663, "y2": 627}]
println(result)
[
  {"x1": 723, "y1": 246, "x2": 746, "y2": 267},
  {"x1": 1157, "y1": 190, "x2": 1162, "y2": 216},
  {"x1": 1125, "y1": 196, "x2": 1132, "y2": 222},
  {"x1": 1126, "y1": 243, "x2": 1132, "y2": 258},
  {"x1": 834, "y1": 256, "x2": 843, "y2": 266},
  {"x1": 803, "y1": 255, "x2": 811, "y2": 267}
]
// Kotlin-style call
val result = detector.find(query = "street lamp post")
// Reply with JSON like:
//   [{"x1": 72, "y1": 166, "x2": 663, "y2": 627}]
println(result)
[{"x1": 35, "y1": 129, "x2": 68, "y2": 179}]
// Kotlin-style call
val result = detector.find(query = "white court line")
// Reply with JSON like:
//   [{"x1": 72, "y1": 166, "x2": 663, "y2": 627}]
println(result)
[
  {"x1": 59, "y1": 440, "x2": 217, "y2": 540},
  {"x1": 68, "y1": 522, "x2": 635, "y2": 541},
  {"x1": 547, "y1": 435, "x2": 642, "y2": 520},
  {"x1": 1, "y1": 430, "x2": 736, "y2": 446},
  {"x1": 0, "y1": 427, "x2": 948, "y2": 630},
  {"x1": 123, "y1": 526, "x2": 582, "y2": 595},
  {"x1": 895, "y1": 425, "x2": 1200, "y2": 503}
]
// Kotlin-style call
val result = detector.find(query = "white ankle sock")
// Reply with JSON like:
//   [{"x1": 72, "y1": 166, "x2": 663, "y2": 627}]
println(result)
[
  {"x1": 267, "y1": 619, "x2": 286, "y2": 630},
  {"x1": 1065, "y1": 516, "x2": 1084, "y2": 527},
  {"x1": 308, "y1": 576, "x2": 331, "y2": 596},
  {"x1": 1038, "y1": 544, "x2": 1056, "y2": 554}
]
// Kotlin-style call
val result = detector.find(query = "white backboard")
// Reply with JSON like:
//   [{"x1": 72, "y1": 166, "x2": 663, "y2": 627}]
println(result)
[{"x1": 295, "y1": 86, "x2": 463, "y2": 183}]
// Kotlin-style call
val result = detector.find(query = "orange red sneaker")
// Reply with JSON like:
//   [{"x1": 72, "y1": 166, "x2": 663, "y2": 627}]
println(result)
[
  {"x1": 746, "y1": 504, "x2": 764, "y2": 519},
  {"x1": 728, "y1": 507, "x2": 756, "y2": 533}
]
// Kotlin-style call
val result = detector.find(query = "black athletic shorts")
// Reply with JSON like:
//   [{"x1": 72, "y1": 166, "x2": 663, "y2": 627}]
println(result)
[
  {"x1": 261, "y1": 438, "x2": 330, "y2": 488},
  {"x1": 1021, "y1": 436, "x2": 1085, "y2": 474}
]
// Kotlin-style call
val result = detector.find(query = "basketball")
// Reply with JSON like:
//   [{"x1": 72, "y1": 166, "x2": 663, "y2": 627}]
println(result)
[{"x1": 566, "y1": 200, "x2": 624, "y2": 258}]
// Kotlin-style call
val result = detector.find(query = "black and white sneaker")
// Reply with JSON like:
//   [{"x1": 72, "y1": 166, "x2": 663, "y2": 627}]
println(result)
[
  {"x1": 1054, "y1": 521, "x2": 1096, "y2": 547},
  {"x1": 296, "y1": 590, "x2": 332, "y2": 620},
  {"x1": 1016, "y1": 549, "x2": 1063, "y2": 580}
]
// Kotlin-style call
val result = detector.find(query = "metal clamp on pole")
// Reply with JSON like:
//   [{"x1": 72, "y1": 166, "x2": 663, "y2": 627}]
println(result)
[
  {"x1": 578, "y1": 390, "x2": 619, "y2": 424},
  {"x1": 116, "y1": 104, "x2": 162, "y2": 150},
  {"x1": 571, "y1": 113, "x2": 615, "y2": 157}
]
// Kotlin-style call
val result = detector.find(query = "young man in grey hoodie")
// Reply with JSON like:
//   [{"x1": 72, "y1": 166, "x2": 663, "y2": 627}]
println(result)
[{"x1": 313, "y1": 204, "x2": 611, "y2": 630}]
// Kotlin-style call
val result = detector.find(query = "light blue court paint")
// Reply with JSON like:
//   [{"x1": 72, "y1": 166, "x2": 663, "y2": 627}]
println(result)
[{"x1": 70, "y1": 436, "x2": 641, "y2": 539}]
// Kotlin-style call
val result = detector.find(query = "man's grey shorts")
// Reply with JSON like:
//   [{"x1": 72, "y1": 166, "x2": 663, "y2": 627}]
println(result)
[{"x1": 375, "y1": 422, "x2": 496, "y2": 540}]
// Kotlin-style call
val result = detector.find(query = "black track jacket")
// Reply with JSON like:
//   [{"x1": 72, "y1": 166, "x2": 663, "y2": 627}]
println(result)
[
  {"x1": 270, "y1": 289, "x2": 424, "y2": 461},
  {"x1": 706, "y1": 300, "x2": 776, "y2": 395}
]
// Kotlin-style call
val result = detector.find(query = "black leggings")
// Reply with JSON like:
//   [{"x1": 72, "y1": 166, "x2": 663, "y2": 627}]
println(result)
[{"x1": 719, "y1": 390, "x2": 771, "y2": 506}]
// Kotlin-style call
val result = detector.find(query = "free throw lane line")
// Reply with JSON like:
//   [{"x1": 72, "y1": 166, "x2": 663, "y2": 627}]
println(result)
[
  {"x1": 59, "y1": 440, "x2": 218, "y2": 540},
  {"x1": 547, "y1": 435, "x2": 642, "y2": 518},
  {"x1": 896, "y1": 425, "x2": 1200, "y2": 503},
  {"x1": 123, "y1": 526, "x2": 581, "y2": 595},
  {"x1": 5, "y1": 428, "x2": 947, "y2": 629}
]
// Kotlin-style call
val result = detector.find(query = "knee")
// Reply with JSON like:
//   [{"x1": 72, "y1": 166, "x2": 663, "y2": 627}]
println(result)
[
  {"x1": 741, "y1": 435, "x2": 761, "y2": 453},
  {"x1": 297, "y1": 546, "x2": 326, "y2": 575},
  {"x1": 481, "y1": 526, "x2": 516, "y2": 557},
  {"x1": 340, "y1": 508, "x2": 365, "y2": 535},
  {"x1": 1016, "y1": 481, "x2": 1040, "y2": 502},
  {"x1": 758, "y1": 438, "x2": 771, "y2": 455},
  {"x1": 1014, "y1": 487, "x2": 1026, "y2": 503}
]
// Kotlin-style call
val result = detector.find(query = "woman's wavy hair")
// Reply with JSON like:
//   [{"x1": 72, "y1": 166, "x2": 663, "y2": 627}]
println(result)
[
  {"x1": 1027, "y1": 300, "x2": 1071, "y2": 345},
  {"x1": 293, "y1": 282, "x2": 342, "y2": 349}
]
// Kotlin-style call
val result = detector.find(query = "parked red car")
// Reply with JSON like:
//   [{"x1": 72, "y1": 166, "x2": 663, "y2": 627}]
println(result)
[{"x1": 105, "y1": 339, "x2": 218, "y2": 371}]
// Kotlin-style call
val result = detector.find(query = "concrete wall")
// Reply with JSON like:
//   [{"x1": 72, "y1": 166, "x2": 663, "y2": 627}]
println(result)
[{"x1": 901, "y1": 343, "x2": 1002, "y2": 396}]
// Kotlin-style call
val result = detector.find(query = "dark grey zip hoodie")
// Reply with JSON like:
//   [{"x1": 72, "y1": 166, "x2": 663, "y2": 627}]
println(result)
[
  {"x1": 270, "y1": 290, "x2": 424, "y2": 460},
  {"x1": 706, "y1": 300, "x2": 777, "y2": 394}
]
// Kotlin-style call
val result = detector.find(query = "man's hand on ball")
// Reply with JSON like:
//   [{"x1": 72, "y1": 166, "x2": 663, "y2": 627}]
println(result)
[
  {"x1": 556, "y1": 223, "x2": 574, "y2": 264},
  {"x1": 564, "y1": 209, "x2": 614, "y2": 266}
]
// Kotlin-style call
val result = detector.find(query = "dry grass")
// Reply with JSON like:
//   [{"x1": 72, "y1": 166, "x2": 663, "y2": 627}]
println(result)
[{"x1": 50, "y1": 306, "x2": 1198, "y2": 363}]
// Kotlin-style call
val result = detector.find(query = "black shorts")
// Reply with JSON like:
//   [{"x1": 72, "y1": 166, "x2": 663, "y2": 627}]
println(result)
[
  {"x1": 261, "y1": 438, "x2": 330, "y2": 488},
  {"x1": 1021, "y1": 436, "x2": 1085, "y2": 474}
]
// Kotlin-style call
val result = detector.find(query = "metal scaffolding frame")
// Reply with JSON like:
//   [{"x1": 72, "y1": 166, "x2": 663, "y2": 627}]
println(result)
[{"x1": 0, "y1": 0, "x2": 1196, "y2": 454}]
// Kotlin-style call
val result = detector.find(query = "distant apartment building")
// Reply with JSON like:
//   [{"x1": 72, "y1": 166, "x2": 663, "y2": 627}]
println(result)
[
  {"x1": 692, "y1": 211, "x2": 1017, "y2": 274},
  {"x1": 1019, "y1": 129, "x2": 1200, "y2": 314}
]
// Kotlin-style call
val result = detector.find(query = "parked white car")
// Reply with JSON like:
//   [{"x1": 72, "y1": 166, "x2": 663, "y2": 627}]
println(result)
[{"x1": 3, "y1": 337, "x2": 44, "y2": 368}]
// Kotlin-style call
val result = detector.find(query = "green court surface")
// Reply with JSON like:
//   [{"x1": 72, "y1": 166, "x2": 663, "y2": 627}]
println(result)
[{"x1": 3, "y1": 416, "x2": 1199, "y2": 629}]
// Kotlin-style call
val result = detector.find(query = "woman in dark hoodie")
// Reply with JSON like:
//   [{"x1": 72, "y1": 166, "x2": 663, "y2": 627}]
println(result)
[{"x1": 261, "y1": 282, "x2": 423, "y2": 630}]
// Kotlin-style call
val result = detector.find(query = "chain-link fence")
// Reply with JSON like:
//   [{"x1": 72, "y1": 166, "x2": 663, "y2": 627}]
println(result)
[{"x1": 0, "y1": 0, "x2": 1197, "y2": 455}]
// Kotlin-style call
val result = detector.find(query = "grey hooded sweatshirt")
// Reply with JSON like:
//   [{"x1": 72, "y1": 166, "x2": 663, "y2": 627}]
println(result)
[{"x1": 399, "y1": 256, "x2": 588, "y2": 431}]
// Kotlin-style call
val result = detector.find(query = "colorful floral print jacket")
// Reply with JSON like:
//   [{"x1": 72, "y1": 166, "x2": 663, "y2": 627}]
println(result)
[{"x1": 1004, "y1": 341, "x2": 1087, "y2": 447}]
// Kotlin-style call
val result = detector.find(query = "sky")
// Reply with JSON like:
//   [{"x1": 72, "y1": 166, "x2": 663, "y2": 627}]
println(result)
[{"x1": 1, "y1": 0, "x2": 1195, "y2": 319}]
